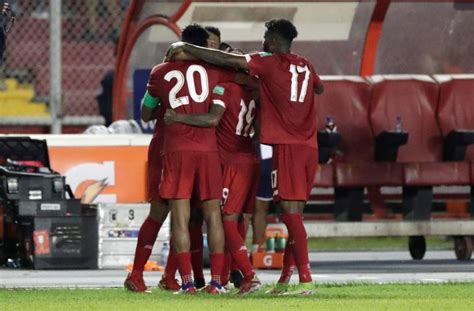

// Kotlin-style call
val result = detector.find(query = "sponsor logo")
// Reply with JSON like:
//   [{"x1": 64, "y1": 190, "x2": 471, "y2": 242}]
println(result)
[{"x1": 263, "y1": 255, "x2": 273, "y2": 266}]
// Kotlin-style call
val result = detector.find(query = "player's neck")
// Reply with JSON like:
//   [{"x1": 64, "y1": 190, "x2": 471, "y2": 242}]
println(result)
[{"x1": 272, "y1": 47, "x2": 291, "y2": 54}]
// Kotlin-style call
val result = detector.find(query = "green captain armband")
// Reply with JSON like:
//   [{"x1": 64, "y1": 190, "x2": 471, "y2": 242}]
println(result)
[{"x1": 142, "y1": 90, "x2": 160, "y2": 109}]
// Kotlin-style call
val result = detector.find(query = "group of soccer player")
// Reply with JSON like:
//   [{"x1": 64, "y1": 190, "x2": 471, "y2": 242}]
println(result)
[{"x1": 124, "y1": 18, "x2": 324, "y2": 295}]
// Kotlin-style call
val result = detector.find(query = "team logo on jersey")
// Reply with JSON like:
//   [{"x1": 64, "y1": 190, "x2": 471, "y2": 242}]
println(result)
[
  {"x1": 258, "y1": 52, "x2": 272, "y2": 57},
  {"x1": 213, "y1": 85, "x2": 225, "y2": 95}
]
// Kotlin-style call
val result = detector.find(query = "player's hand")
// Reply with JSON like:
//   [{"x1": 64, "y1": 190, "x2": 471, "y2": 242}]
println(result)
[{"x1": 164, "y1": 109, "x2": 177, "y2": 125}]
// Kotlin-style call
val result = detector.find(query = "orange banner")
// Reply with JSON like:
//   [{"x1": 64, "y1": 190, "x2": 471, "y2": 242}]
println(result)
[{"x1": 48, "y1": 146, "x2": 149, "y2": 203}]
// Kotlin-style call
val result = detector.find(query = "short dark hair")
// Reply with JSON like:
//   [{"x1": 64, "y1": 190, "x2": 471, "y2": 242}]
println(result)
[
  {"x1": 205, "y1": 26, "x2": 221, "y2": 39},
  {"x1": 181, "y1": 24, "x2": 209, "y2": 47},
  {"x1": 265, "y1": 19, "x2": 298, "y2": 43}
]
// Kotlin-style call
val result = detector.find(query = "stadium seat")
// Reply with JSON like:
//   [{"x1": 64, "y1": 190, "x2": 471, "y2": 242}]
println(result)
[
  {"x1": 434, "y1": 74, "x2": 474, "y2": 215},
  {"x1": 0, "y1": 79, "x2": 49, "y2": 117},
  {"x1": 314, "y1": 163, "x2": 334, "y2": 188},
  {"x1": 315, "y1": 76, "x2": 403, "y2": 220},
  {"x1": 434, "y1": 74, "x2": 474, "y2": 161},
  {"x1": 368, "y1": 75, "x2": 470, "y2": 219}
]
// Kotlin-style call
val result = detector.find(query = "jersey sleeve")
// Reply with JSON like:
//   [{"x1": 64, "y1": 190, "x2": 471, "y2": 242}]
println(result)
[
  {"x1": 211, "y1": 83, "x2": 228, "y2": 109},
  {"x1": 146, "y1": 64, "x2": 164, "y2": 98},
  {"x1": 244, "y1": 52, "x2": 274, "y2": 78},
  {"x1": 309, "y1": 62, "x2": 323, "y2": 89}
]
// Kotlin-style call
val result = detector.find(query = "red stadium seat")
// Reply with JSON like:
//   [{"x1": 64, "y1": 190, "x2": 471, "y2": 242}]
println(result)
[
  {"x1": 368, "y1": 75, "x2": 471, "y2": 219},
  {"x1": 434, "y1": 74, "x2": 474, "y2": 215},
  {"x1": 316, "y1": 76, "x2": 373, "y2": 162},
  {"x1": 315, "y1": 76, "x2": 403, "y2": 220},
  {"x1": 434, "y1": 74, "x2": 474, "y2": 161},
  {"x1": 314, "y1": 163, "x2": 334, "y2": 188},
  {"x1": 369, "y1": 75, "x2": 440, "y2": 162}
]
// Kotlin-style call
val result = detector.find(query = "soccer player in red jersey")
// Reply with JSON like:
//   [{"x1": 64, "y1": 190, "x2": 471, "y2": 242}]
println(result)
[
  {"x1": 164, "y1": 69, "x2": 262, "y2": 294},
  {"x1": 149, "y1": 24, "x2": 237, "y2": 294},
  {"x1": 125, "y1": 25, "x2": 229, "y2": 293},
  {"x1": 124, "y1": 80, "x2": 180, "y2": 294},
  {"x1": 168, "y1": 19, "x2": 324, "y2": 295}
]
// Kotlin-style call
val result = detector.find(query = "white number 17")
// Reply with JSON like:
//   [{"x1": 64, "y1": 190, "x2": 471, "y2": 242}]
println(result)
[{"x1": 289, "y1": 64, "x2": 310, "y2": 103}]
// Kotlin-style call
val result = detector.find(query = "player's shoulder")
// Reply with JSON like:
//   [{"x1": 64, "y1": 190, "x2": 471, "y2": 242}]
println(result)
[
  {"x1": 198, "y1": 61, "x2": 228, "y2": 73},
  {"x1": 247, "y1": 51, "x2": 274, "y2": 61},
  {"x1": 290, "y1": 53, "x2": 315, "y2": 67},
  {"x1": 150, "y1": 62, "x2": 170, "y2": 76}
]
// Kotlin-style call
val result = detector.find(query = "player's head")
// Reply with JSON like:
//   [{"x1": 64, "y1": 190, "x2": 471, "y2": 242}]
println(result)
[
  {"x1": 263, "y1": 19, "x2": 298, "y2": 53},
  {"x1": 181, "y1": 24, "x2": 209, "y2": 47},
  {"x1": 205, "y1": 26, "x2": 221, "y2": 49}
]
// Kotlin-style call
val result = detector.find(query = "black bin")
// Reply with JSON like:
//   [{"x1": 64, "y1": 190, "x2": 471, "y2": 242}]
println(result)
[{"x1": 32, "y1": 213, "x2": 98, "y2": 269}]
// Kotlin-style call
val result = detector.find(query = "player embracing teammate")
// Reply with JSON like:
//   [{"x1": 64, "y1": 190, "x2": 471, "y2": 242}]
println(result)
[
  {"x1": 165, "y1": 47, "x2": 262, "y2": 294},
  {"x1": 168, "y1": 19, "x2": 324, "y2": 295},
  {"x1": 127, "y1": 19, "x2": 323, "y2": 295}
]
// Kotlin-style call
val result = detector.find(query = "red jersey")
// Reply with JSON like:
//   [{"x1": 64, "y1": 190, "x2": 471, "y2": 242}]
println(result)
[
  {"x1": 147, "y1": 60, "x2": 234, "y2": 154},
  {"x1": 212, "y1": 82, "x2": 258, "y2": 165},
  {"x1": 245, "y1": 52, "x2": 322, "y2": 148},
  {"x1": 151, "y1": 104, "x2": 165, "y2": 140}
]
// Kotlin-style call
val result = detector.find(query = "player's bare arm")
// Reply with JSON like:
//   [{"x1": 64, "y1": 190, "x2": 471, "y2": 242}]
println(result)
[
  {"x1": 164, "y1": 104, "x2": 225, "y2": 127},
  {"x1": 141, "y1": 90, "x2": 160, "y2": 122},
  {"x1": 234, "y1": 73, "x2": 258, "y2": 89},
  {"x1": 169, "y1": 42, "x2": 248, "y2": 72}
]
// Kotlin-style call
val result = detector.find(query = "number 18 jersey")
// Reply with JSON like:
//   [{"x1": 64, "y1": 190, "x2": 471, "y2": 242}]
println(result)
[
  {"x1": 147, "y1": 60, "x2": 234, "y2": 154},
  {"x1": 245, "y1": 52, "x2": 322, "y2": 148}
]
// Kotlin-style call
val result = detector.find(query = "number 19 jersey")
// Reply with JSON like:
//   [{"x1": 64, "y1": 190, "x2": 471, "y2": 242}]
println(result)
[
  {"x1": 147, "y1": 60, "x2": 234, "y2": 154},
  {"x1": 212, "y1": 82, "x2": 258, "y2": 165},
  {"x1": 245, "y1": 52, "x2": 323, "y2": 148}
]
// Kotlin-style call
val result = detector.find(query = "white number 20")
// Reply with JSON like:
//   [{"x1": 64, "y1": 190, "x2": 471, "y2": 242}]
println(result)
[
  {"x1": 289, "y1": 64, "x2": 310, "y2": 103},
  {"x1": 164, "y1": 65, "x2": 209, "y2": 109}
]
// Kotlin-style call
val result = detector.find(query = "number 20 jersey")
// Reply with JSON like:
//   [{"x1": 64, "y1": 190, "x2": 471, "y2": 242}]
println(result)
[
  {"x1": 147, "y1": 60, "x2": 234, "y2": 154},
  {"x1": 245, "y1": 52, "x2": 323, "y2": 149}
]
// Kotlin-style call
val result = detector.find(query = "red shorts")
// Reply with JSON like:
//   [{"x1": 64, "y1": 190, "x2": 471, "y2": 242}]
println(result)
[
  {"x1": 147, "y1": 136, "x2": 163, "y2": 202},
  {"x1": 160, "y1": 151, "x2": 223, "y2": 201},
  {"x1": 272, "y1": 144, "x2": 318, "y2": 201},
  {"x1": 221, "y1": 162, "x2": 259, "y2": 215}
]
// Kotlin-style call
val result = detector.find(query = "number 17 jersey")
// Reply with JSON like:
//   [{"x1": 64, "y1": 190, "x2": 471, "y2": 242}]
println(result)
[
  {"x1": 147, "y1": 60, "x2": 234, "y2": 154},
  {"x1": 245, "y1": 52, "x2": 322, "y2": 148}
]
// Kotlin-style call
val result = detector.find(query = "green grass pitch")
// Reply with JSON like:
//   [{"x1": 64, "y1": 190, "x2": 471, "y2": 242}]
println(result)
[{"x1": 1, "y1": 283, "x2": 474, "y2": 311}]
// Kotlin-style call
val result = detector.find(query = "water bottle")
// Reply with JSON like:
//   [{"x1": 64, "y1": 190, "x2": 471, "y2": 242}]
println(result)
[
  {"x1": 395, "y1": 115, "x2": 402, "y2": 133},
  {"x1": 325, "y1": 116, "x2": 337, "y2": 133},
  {"x1": 159, "y1": 241, "x2": 170, "y2": 266},
  {"x1": 275, "y1": 234, "x2": 286, "y2": 253},
  {"x1": 266, "y1": 236, "x2": 275, "y2": 253}
]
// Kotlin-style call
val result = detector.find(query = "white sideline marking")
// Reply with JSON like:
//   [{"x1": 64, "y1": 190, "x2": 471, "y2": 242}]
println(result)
[
  {"x1": 355, "y1": 276, "x2": 379, "y2": 280},
  {"x1": 421, "y1": 279, "x2": 443, "y2": 283}
]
